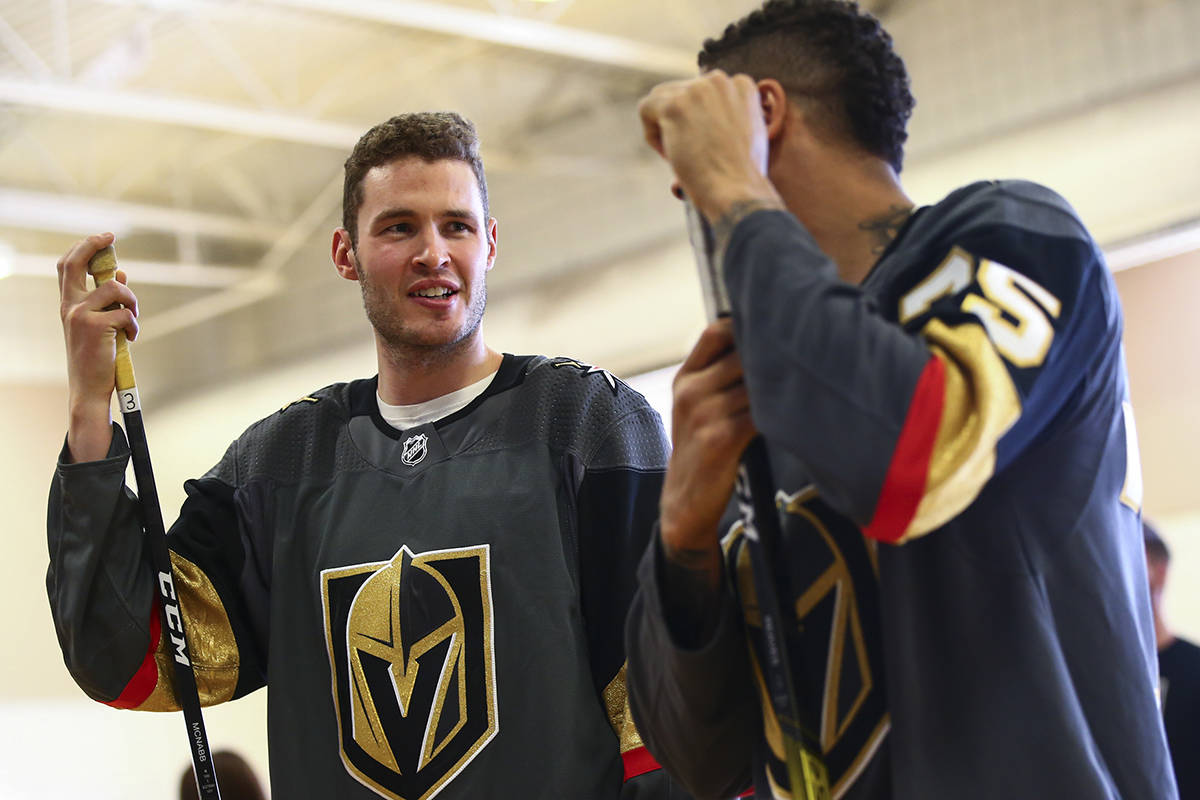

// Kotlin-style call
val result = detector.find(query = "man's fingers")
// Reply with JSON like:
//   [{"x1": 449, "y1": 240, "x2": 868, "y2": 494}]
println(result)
[
  {"x1": 678, "y1": 380, "x2": 752, "y2": 431},
  {"x1": 57, "y1": 233, "x2": 115, "y2": 300},
  {"x1": 97, "y1": 307, "x2": 139, "y2": 342},
  {"x1": 679, "y1": 320, "x2": 737, "y2": 373},
  {"x1": 60, "y1": 256, "x2": 140, "y2": 346},
  {"x1": 637, "y1": 92, "x2": 669, "y2": 159},
  {"x1": 76, "y1": 273, "x2": 138, "y2": 317}
]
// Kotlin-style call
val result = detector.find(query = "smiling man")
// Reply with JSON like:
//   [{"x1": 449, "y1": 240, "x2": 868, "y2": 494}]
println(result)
[{"x1": 47, "y1": 112, "x2": 682, "y2": 799}]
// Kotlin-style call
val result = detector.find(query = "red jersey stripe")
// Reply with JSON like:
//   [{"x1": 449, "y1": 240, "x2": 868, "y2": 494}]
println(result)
[
  {"x1": 863, "y1": 355, "x2": 945, "y2": 543},
  {"x1": 106, "y1": 603, "x2": 161, "y2": 709},
  {"x1": 621, "y1": 745, "x2": 662, "y2": 782}
]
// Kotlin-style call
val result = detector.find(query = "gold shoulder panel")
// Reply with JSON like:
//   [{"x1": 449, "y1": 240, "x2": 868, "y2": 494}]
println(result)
[
  {"x1": 136, "y1": 552, "x2": 241, "y2": 711},
  {"x1": 900, "y1": 318, "x2": 1022, "y2": 542}
]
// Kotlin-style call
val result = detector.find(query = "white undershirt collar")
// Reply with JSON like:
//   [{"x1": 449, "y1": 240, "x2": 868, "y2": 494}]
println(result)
[{"x1": 376, "y1": 370, "x2": 498, "y2": 430}]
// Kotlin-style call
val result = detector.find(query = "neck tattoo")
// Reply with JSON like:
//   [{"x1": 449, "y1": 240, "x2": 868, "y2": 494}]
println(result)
[{"x1": 859, "y1": 204, "x2": 915, "y2": 256}]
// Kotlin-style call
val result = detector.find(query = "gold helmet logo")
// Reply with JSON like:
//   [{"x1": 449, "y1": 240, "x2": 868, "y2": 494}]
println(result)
[{"x1": 322, "y1": 545, "x2": 497, "y2": 799}]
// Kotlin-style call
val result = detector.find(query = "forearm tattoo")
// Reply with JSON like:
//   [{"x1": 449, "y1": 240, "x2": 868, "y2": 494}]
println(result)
[
  {"x1": 712, "y1": 197, "x2": 787, "y2": 276},
  {"x1": 859, "y1": 203, "x2": 915, "y2": 255}
]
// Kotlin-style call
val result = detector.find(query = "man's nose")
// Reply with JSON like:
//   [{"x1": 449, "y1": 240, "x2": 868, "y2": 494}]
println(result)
[{"x1": 413, "y1": 230, "x2": 450, "y2": 268}]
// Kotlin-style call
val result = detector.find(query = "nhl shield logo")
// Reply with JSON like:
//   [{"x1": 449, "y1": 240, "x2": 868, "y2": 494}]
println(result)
[
  {"x1": 321, "y1": 545, "x2": 498, "y2": 800},
  {"x1": 401, "y1": 433, "x2": 428, "y2": 466}
]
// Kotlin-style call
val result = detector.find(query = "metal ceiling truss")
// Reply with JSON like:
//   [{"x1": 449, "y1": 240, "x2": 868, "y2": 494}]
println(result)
[{"x1": 0, "y1": 0, "x2": 687, "y2": 323}]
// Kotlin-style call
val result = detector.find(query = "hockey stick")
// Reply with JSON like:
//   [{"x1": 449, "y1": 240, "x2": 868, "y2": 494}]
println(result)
[
  {"x1": 88, "y1": 246, "x2": 222, "y2": 800},
  {"x1": 683, "y1": 202, "x2": 830, "y2": 800}
]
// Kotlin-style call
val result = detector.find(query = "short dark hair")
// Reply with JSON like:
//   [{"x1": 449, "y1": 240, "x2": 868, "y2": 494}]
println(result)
[
  {"x1": 699, "y1": 0, "x2": 914, "y2": 173},
  {"x1": 179, "y1": 751, "x2": 265, "y2": 800},
  {"x1": 1144, "y1": 519, "x2": 1170, "y2": 565},
  {"x1": 342, "y1": 111, "x2": 489, "y2": 245}
]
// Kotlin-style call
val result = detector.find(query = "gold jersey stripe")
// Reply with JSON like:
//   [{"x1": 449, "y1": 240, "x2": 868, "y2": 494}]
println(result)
[
  {"x1": 893, "y1": 318, "x2": 1022, "y2": 543},
  {"x1": 602, "y1": 663, "x2": 647, "y2": 755},
  {"x1": 136, "y1": 552, "x2": 240, "y2": 712}
]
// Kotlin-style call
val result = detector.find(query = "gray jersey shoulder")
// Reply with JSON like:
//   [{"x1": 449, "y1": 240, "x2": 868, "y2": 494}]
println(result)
[
  {"x1": 204, "y1": 357, "x2": 667, "y2": 487},
  {"x1": 202, "y1": 380, "x2": 360, "y2": 487},
  {"x1": 486, "y1": 356, "x2": 667, "y2": 471}
]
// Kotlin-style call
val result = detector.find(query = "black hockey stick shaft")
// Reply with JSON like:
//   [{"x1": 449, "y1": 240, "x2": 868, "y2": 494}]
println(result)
[
  {"x1": 683, "y1": 202, "x2": 830, "y2": 800},
  {"x1": 88, "y1": 246, "x2": 222, "y2": 800}
]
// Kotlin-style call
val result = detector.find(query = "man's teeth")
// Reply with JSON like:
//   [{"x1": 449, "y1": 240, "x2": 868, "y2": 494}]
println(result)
[{"x1": 413, "y1": 287, "x2": 453, "y2": 297}]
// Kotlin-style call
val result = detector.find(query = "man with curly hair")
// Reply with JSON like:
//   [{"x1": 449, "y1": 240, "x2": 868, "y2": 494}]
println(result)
[{"x1": 626, "y1": 1, "x2": 1177, "y2": 798}]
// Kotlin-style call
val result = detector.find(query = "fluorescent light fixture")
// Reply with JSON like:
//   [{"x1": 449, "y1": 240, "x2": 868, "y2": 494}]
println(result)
[
  {"x1": 0, "y1": 240, "x2": 13, "y2": 280},
  {"x1": 6, "y1": 252, "x2": 247, "y2": 287}
]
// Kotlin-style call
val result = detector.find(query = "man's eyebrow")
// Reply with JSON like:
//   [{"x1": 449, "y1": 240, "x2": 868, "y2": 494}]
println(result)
[
  {"x1": 371, "y1": 207, "x2": 480, "y2": 222},
  {"x1": 372, "y1": 207, "x2": 415, "y2": 222}
]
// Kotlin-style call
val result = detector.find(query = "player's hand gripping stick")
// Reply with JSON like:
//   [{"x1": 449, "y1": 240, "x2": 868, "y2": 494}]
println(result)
[
  {"x1": 683, "y1": 202, "x2": 831, "y2": 800},
  {"x1": 88, "y1": 246, "x2": 222, "y2": 800}
]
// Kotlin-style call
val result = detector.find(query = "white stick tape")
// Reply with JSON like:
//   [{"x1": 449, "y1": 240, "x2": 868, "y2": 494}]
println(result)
[{"x1": 117, "y1": 387, "x2": 141, "y2": 414}]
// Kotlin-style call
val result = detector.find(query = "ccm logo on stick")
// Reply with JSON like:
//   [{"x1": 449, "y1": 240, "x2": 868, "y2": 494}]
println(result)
[{"x1": 157, "y1": 570, "x2": 191, "y2": 667}]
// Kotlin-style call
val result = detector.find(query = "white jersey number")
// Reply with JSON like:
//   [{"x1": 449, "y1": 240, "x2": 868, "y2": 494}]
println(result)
[{"x1": 900, "y1": 247, "x2": 1061, "y2": 369}]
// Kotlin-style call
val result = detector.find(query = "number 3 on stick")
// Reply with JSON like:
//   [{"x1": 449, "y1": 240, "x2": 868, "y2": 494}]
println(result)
[{"x1": 87, "y1": 246, "x2": 223, "y2": 800}]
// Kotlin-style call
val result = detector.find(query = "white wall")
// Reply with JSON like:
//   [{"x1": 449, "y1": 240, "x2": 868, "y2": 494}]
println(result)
[{"x1": 1154, "y1": 511, "x2": 1200, "y2": 645}]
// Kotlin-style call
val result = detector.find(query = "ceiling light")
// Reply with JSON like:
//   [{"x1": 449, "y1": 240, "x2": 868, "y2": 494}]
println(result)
[{"x1": 0, "y1": 241, "x2": 14, "y2": 281}]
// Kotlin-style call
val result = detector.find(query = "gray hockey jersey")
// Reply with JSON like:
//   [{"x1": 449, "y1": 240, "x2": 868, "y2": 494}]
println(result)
[{"x1": 49, "y1": 354, "x2": 682, "y2": 799}]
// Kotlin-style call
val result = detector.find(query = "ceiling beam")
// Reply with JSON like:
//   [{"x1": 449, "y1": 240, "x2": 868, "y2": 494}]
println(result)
[
  {"x1": 135, "y1": 170, "x2": 345, "y2": 342},
  {"x1": 0, "y1": 77, "x2": 639, "y2": 175},
  {"x1": 0, "y1": 77, "x2": 363, "y2": 150},
  {"x1": 1104, "y1": 219, "x2": 1200, "y2": 272},
  {"x1": 0, "y1": 11, "x2": 53, "y2": 78},
  {"x1": 6, "y1": 254, "x2": 248, "y2": 288},
  {"x1": 0, "y1": 187, "x2": 286, "y2": 242},
  {"x1": 256, "y1": 0, "x2": 695, "y2": 77}
]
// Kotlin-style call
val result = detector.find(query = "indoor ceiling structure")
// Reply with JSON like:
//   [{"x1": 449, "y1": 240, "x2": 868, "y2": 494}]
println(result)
[{"x1": 2, "y1": 0, "x2": 1199, "y2": 409}]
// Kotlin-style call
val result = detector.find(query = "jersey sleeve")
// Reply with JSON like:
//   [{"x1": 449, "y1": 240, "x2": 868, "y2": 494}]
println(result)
[
  {"x1": 624, "y1": 527, "x2": 759, "y2": 800},
  {"x1": 722, "y1": 184, "x2": 1114, "y2": 544},
  {"x1": 571, "y1": 385, "x2": 683, "y2": 790},
  {"x1": 46, "y1": 423, "x2": 267, "y2": 712}
]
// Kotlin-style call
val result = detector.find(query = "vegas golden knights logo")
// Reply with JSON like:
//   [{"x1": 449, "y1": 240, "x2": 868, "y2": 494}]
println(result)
[
  {"x1": 724, "y1": 488, "x2": 889, "y2": 799},
  {"x1": 322, "y1": 545, "x2": 498, "y2": 799}
]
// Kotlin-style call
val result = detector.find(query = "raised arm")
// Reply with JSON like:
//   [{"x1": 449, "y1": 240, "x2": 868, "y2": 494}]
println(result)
[{"x1": 57, "y1": 232, "x2": 139, "y2": 463}]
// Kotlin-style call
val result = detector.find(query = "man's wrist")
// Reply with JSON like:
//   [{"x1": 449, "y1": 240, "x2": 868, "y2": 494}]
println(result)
[
  {"x1": 66, "y1": 401, "x2": 115, "y2": 464},
  {"x1": 656, "y1": 527, "x2": 725, "y2": 648},
  {"x1": 700, "y1": 184, "x2": 786, "y2": 277},
  {"x1": 659, "y1": 516, "x2": 723, "y2": 588},
  {"x1": 694, "y1": 173, "x2": 782, "y2": 226}
]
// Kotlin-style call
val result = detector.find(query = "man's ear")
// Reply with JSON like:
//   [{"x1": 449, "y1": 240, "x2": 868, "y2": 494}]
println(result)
[
  {"x1": 332, "y1": 228, "x2": 360, "y2": 281},
  {"x1": 758, "y1": 78, "x2": 789, "y2": 142},
  {"x1": 485, "y1": 217, "x2": 498, "y2": 273}
]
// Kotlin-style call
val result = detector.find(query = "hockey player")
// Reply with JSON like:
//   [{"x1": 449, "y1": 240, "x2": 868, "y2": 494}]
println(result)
[
  {"x1": 1145, "y1": 521, "x2": 1200, "y2": 799},
  {"x1": 625, "y1": 2, "x2": 1177, "y2": 798},
  {"x1": 50, "y1": 112, "x2": 682, "y2": 798}
]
